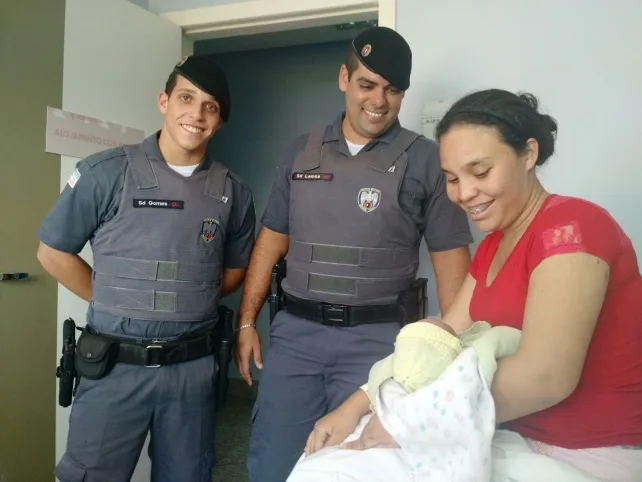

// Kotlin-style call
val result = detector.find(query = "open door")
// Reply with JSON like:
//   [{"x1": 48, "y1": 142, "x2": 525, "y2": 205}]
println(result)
[{"x1": 54, "y1": 1, "x2": 182, "y2": 480}]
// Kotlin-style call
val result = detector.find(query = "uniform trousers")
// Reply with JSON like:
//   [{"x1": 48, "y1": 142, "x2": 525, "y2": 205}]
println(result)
[
  {"x1": 246, "y1": 310, "x2": 400, "y2": 482},
  {"x1": 55, "y1": 317, "x2": 218, "y2": 482}
]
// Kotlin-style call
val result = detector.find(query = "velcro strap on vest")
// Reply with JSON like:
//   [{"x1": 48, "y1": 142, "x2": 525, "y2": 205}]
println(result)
[
  {"x1": 123, "y1": 143, "x2": 159, "y2": 190},
  {"x1": 287, "y1": 268, "x2": 414, "y2": 298},
  {"x1": 204, "y1": 162, "x2": 230, "y2": 202},
  {"x1": 295, "y1": 127, "x2": 327, "y2": 171},
  {"x1": 93, "y1": 284, "x2": 218, "y2": 313},
  {"x1": 289, "y1": 241, "x2": 417, "y2": 269},
  {"x1": 93, "y1": 255, "x2": 218, "y2": 283}
]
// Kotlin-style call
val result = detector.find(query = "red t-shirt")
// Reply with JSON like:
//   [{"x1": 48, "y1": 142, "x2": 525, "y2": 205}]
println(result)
[{"x1": 469, "y1": 194, "x2": 642, "y2": 449}]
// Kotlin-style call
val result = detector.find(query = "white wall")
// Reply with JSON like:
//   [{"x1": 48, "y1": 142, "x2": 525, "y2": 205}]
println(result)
[
  {"x1": 149, "y1": 0, "x2": 251, "y2": 13},
  {"x1": 397, "y1": 0, "x2": 642, "y2": 315},
  {"x1": 57, "y1": 0, "x2": 181, "y2": 480}
]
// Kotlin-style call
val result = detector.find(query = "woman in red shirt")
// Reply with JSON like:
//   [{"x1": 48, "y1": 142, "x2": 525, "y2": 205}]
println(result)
[
  {"x1": 433, "y1": 88, "x2": 642, "y2": 480},
  {"x1": 303, "y1": 89, "x2": 642, "y2": 480}
]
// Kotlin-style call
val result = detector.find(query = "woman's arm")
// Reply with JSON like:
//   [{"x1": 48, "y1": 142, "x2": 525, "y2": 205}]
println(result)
[{"x1": 491, "y1": 252, "x2": 609, "y2": 423}]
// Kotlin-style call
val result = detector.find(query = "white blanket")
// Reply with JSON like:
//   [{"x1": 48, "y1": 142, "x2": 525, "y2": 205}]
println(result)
[
  {"x1": 287, "y1": 348, "x2": 598, "y2": 482},
  {"x1": 492, "y1": 430, "x2": 600, "y2": 482}
]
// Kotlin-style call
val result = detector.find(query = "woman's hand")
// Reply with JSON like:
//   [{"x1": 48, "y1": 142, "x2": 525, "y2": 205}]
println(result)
[
  {"x1": 341, "y1": 413, "x2": 400, "y2": 450},
  {"x1": 305, "y1": 405, "x2": 362, "y2": 456}
]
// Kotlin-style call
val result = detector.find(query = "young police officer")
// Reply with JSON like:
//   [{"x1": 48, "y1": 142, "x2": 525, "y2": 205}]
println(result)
[
  {"x1": 235, "y1": 27, "x2": 473, "y2": 481},
  {"x1": 37, "y1": 56, "x2": 256, "y2": 482}
]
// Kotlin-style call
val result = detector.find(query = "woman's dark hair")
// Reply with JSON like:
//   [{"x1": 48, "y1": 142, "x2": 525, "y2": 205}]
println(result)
[{"x1": 435, "y1": 89, "x2": 558, "y2": 166}]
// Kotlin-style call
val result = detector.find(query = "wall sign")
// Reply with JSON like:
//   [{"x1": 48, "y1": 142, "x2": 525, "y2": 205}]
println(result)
[{"x1": 45, "y1": 106, "x2": 145, "y2": 158}]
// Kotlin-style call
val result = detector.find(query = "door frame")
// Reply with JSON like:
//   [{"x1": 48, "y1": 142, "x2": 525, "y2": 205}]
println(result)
[{"x1": 161, "y1": 0, "x2": 397, "y2": 41}]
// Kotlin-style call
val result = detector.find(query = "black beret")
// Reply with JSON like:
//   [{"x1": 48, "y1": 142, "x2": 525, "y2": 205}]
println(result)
[
  {"x1": 174, "y1": 55, "x2": 231, "y2": 122},
  {"x1": 351, "y1": 26, "x2": 412, "y2": 91}
]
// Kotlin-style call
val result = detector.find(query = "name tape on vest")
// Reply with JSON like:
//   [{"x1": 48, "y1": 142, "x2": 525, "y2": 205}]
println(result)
[
  {"x1": 291, "y1": 172, "x2": 333, "y2": 181},
  {"x1": 133, "y1": 199, "x2": 184, "y2": 209}
]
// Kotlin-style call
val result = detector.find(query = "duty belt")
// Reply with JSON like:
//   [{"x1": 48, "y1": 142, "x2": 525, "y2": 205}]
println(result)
[
  {"x1": 85, "y1": 325, "x2": 220, "y2": 368},
  {"x1": 283, "y1": 293, "x2": 403, "y2": 326}
]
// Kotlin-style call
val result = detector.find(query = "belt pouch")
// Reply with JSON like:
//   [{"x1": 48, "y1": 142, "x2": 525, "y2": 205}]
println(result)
[{"x1": 74, "y1": 330, "x2": 119, "y2": 380}]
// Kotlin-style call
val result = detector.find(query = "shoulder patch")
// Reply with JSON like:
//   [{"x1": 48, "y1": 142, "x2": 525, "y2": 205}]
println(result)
[{"x1": 67, "y1": 168, "x2": 81, "y2": 188}]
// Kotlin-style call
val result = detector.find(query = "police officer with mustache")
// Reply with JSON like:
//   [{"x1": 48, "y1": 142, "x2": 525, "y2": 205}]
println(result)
[{"x1": 235, "y1": 26, "x2": 474, "y2": 482}]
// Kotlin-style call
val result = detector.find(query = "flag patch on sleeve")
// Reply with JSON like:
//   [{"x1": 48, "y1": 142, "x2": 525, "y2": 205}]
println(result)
[{"x1": 67, "y1": 168, "x2": 81, "y2": 188}]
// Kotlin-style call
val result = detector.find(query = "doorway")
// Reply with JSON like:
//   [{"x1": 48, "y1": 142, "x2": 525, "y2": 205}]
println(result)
[
  {"x1": 189, "y1": 23, "x2": 375, "y2": 478},
  {"x1": 195, "y1": 23, "x2": 375, "y2": 380}
]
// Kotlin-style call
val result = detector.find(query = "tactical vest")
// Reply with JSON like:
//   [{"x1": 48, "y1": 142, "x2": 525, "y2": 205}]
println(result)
[
  {"x1": 91, "y1": 143, "x2": 233, "y2": 322},
  {"x1": 283, "y1": 126, "x2": 421, "y2": 306}
]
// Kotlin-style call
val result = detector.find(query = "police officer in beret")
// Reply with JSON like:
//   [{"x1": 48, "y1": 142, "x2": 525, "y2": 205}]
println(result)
[
  {"x1": 37, "y1": 55, "x2": 256, "y2": 481},
  {"x1": 234, "y1": 26, "x2": 473, "y2": 481}
]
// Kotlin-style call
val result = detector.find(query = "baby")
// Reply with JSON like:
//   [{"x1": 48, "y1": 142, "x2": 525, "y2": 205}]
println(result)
[
  {"x1": 286, "y1": 321, "x2": 598, "y2": 482},
  {"x1": 365, "y1": 318, "x2": 522, "y2": 409}
]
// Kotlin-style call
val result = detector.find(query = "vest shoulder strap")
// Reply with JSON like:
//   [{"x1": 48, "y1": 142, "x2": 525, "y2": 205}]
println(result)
[
  {"x1": 123, "y1": 143, "x2": 159, "y2": 190},
  {"x1": 293, "y1": 127, "x2": 327, "y2": 172},
  {"x1": 368, "y1": 128, "x2": 420, "y2": 173},
  {"x1": 392, "y1": 128, "x2": 420, "y2": 153},
  {"x1": 204, "y1": 161, "x2": 230, "y2": 203}
]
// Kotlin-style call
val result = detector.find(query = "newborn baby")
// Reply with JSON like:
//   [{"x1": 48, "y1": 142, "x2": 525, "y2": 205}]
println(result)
[
  {"x1": 365, "y1": 318, "x2": 522, "y2": 408},
  {"x1": 287, "y1": 322, "x2": 599, "y2": 482},
  {"x1": 287, "y1": 320, "x2": 523, "y2": 482}
]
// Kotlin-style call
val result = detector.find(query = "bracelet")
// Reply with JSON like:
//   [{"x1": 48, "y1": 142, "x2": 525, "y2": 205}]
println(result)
[{"x1": 235, "y1": 323, "x2": 255, "y2": 333}]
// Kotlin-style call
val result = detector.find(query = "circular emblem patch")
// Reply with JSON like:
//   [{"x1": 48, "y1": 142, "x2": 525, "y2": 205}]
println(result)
[
  {"x1": 358, "y1": 187, "x2": 381, "y2": 213},
  {"x1": 361, "y1": 44, "x2": 372, "y2": 57}
]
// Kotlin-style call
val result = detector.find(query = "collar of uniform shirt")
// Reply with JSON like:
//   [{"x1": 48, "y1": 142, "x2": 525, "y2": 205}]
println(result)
[
  {"x1": 143, "y1": 131, "x2": 215, "y2": 173},
  {"x1": 325, "y1": 112, "x2": 403, "y2": 148}
]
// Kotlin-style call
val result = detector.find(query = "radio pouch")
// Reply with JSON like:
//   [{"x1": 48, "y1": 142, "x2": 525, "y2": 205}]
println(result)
[{"x1": 74, "y1": 329, "x2": 119, "y2": 380}]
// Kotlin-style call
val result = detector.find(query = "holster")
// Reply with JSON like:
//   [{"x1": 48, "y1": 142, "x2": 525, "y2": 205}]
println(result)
[
  {"x1": 215, "y1": 305, "x2": 234, "y2": 411},
  {"x1": 399, "y1": 277, "x2": 428, "y2": 325},
  {"x1": 74, "y1": 329, "x2": 119, "y2": 380},
  {"x1": 56, "y1": 317, "x2": 80, "y2": 407},
  {"x1": 268, "y1": 259, "x2": 287, "y2": 325}
]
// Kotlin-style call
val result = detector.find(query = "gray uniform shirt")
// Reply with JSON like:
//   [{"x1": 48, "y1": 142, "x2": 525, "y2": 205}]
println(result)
[
  {"x1": 262, "y1": 114, "x2": 472, "y2": 252},
  {"x1": 38, "y1": 132, "x2": 256, "y2": 337}
]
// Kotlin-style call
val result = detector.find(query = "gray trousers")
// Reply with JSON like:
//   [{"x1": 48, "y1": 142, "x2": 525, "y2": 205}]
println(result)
[
  {"x1": 246, "y1": 310, "x2": 400, "y2": 482},
  {"x1": 55, "y1": 317, "x2": 218, "y2": 482}
]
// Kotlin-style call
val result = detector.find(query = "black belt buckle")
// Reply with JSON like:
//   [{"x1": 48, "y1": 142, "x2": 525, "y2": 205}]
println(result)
[{"x1": 321, "y1": 303, "x2": 349, "y2": 326}]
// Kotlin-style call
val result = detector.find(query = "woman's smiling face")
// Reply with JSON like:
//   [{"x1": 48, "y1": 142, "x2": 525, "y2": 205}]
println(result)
[{"x1": 439, "y1": 124, "x2": 538, "y2": 233}]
